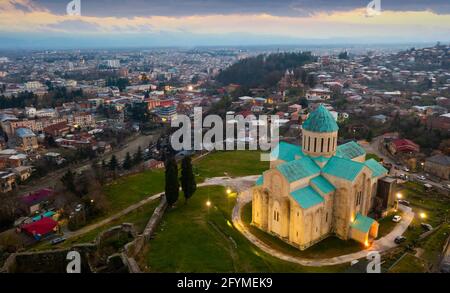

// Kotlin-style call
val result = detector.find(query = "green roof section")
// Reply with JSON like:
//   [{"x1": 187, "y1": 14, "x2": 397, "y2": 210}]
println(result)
[
  {"x1": 291, "y1": 185, "x2": 324, "y2": 209},
  {"x1": 336, "y1": 141, "x2": 366, "y2": 160},
  {"x1": 302, "y1": 104, "x2": 339, "y2": 133},
  {"x1": 322, "y1": 156, "x2": 364, "y2": 181},
  {"x1": 351, "y1": 213, "x2": 376, "y2": 233},
  {"x1": 364, "y1": 159, "x2": 388, "y2": 178},
  {"x1": 311, "y1": 175, "x2": 336, "y2": 194},
  {"x1": 270, "y1": 141, "x2": 303, "y2": 162},
  {"x1": 256, "y1": 175, "x2": 264, "y2": 186},
  {"x1": 276, "y1": 156, "x2": 320, "y2": 183}
]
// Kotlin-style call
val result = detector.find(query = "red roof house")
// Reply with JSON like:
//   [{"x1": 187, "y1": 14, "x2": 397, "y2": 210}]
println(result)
[{"x1": 388, "y1": 139, "x2": 420, "y2": 154}]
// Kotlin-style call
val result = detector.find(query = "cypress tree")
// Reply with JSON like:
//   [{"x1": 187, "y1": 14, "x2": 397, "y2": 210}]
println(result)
[
  {"x1": 165, "y1": 157, "x2": 179, "y2": 206},
  {"x1": 180, "y1": 156, "x2": 196, "y2": 204}
]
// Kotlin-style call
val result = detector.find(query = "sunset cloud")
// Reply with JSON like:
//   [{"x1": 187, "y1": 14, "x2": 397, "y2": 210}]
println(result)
[{"x1": 0, "y1": 0, "x2": 449, "y2": 46}]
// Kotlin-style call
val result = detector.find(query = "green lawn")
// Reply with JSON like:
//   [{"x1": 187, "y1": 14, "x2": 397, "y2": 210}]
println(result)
[
  {"x1": 103, "y1": 169, "x2": 165, "y2": 212},
  {"x1": 389, "y1": 253, "x2": 428, "y2": 273},
  {"x1": 241, "y1": 203, "x2": 364, "y2": 259},
  {"x1": 420, "y1": 224, "x2": 450, "y2": 267},
  {"x1": 144, "y1": 186, "x2": 347, "y2": 273},
  {"x1": 377, "y1": 212, "x2": 402, "y2": 239},
  {"x1": 194, "y1": 151, "x2": 268, "y2": 181}
]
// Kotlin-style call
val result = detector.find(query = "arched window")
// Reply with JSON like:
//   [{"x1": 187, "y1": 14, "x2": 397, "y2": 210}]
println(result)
[
  {"x1": 308, "y1": 136, "x2": 311, "y2": 151},
  {"x1": 321, "y1": 138, "x2": 324, "y2": 152},
  {"x1": 327, "y1": 137, "x2": 331, "y2": 152},
  {"x1": 314, "y1": 137, "x2": 317, "y2": 152}
]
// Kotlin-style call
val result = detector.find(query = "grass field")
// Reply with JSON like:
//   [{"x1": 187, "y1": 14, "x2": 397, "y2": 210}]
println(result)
[
  {"x1": 389, "y1": 253, "x2": 428, "y2": 273},
  {"x1": 144, "y1": 186, "x2": 347, "y2": 273},
  {"x1": 103, "y1": 169, "x2": 165, "y2": 212},
  {"x1": 193, "y1": 151, "x2": 268, "y2": 181},
  {"x1": 377, "y1": 212, "x2": 402, "y2": 239}
]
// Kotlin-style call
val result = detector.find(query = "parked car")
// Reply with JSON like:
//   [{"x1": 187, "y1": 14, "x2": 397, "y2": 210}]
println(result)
[
  {"x1": 75, "y1": 204, "x2": 83, "y2": 212},
  {"x1": 398, "y1": 200, "x2": 410, "y2": 206},
  {"x1": 403, "y1": 166, "x2": 410, "y2": 172},
  {"x1": 399, "y1": 174, "x2": 408, "y2": 180},
  {"x1": 50, "y1": 237, "x2": 66, "y2": 245},
  {"x1": 417, "y1": 175, "x2": 426, "y2": 181},
  {"x1": 394, "y1": 236, "x2": 406, "y2": 244},
  {"x1": 421, "y1": 223, "x2": 433, "y2": 231},
  {"x1": 392, "y1": 215, "x2": 402, "y2": 223}
]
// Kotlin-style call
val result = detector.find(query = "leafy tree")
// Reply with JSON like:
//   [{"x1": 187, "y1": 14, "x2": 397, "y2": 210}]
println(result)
[
  {"x1": 164, "y1": 157, "x2": 179, "y2": 206},
  {"x1": 123, "y1": 152, "x2": 132, "y2": 170},
  {"x1": 180, "y1": 156, "x2": 197, "y2": 203}
]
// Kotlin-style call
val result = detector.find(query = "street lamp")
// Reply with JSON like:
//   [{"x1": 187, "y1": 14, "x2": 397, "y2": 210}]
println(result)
[
  {"x1": 226, "y1": 188, "x2": 232, "y2": 195},
  {"x1": 206, "y1": 200, "x2": 211, "y2": 207},
  {"x1": 396, "y1": 193, "x2": 402, "y2": 199},
  {"x1": 420, "y1": 212, "x2": 427, "y2": 219}
]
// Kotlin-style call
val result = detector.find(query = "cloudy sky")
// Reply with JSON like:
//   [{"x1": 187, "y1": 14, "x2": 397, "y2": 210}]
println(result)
[{"x1": 1, "y1": 0, "x2": 449, "y2": 48}]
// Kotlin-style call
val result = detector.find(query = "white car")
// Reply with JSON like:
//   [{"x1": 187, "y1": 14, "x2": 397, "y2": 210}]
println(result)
[
  {"x1": 417, "y1": 175, "x2": 426, "y2": 181},
  {"x1": 392, "y1": 215, "x2": 402, "y2": 223}
]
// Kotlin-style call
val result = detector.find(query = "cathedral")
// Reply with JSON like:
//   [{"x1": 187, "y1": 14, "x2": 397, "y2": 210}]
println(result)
[{"x1": 252, "y1": 105, "x2": 389, "y2": 250}]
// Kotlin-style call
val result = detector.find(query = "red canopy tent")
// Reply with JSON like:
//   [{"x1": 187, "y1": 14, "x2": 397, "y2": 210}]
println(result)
[{"x1": 22, "y1": 217, "x2": 58, "y2": 237}]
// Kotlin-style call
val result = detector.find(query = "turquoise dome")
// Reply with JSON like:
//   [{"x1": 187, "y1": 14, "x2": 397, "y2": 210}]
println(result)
[{"x1": 302, "y1": 104, "x2": 339, "y2": 133}]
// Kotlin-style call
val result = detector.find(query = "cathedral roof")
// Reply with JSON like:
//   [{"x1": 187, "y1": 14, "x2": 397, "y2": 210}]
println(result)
[
  {"x1": 302, "y1": 104, "x2": 339, "y2": 133},
  {"x1": 276, "y1": 156, "x2": 320, "y2": 183},
  {"x1": 335, "y1": 141, "x2": 366, "y2": 160},
  {"x1": 311, "y1": 175, "x2": 336, "y2": 194},
  {"x1": 364, "y1": 159, "x2": 388, "y2": 178},
  {"x1": 270, "y1": 141, "x2": 303, "y2": 162},
  {"x1": 322, "y1": 156, "x2": 365, "y2": 181},
  {"x1": 291, "y1": 185, "x2": 324, "y2": 209}
]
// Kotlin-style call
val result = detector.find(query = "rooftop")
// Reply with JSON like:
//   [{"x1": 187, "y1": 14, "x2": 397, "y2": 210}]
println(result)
[
  {"x1": 302, "y1": 104, "x2": 339, "y2": 133},
  {"x1": 291, "y1": 185, "x2": 324, "y2": 209},
  {"x1": 351, "y1": 213, "x2": 376, "y2": 233}
]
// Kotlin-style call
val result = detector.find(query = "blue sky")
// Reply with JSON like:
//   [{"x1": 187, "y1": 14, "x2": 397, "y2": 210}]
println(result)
[{"x1": 1, "y1": 0, "x2": 449, "y2": 48}]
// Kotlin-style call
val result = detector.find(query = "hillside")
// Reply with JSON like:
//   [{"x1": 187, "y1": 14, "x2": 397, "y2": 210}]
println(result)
[{"x1": 216, "y1": 52, "x2": 317, "y2": 88}]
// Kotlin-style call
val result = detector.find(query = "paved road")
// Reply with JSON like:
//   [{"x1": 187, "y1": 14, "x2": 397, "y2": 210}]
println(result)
[{"x1": 230, "y1": 179, "x2": 415, "y2": 267}]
